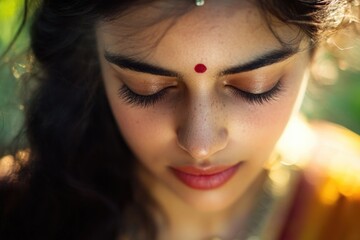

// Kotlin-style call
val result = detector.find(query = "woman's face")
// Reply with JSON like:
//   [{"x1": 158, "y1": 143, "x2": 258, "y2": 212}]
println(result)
[{"x1": 96, "y1": 0, "x2": 309, "y2": 212}]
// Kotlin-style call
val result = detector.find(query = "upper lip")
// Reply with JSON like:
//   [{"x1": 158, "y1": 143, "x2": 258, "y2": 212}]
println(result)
[{"x1": 169, "y1": 163, "x2": 239, "y2": 176}]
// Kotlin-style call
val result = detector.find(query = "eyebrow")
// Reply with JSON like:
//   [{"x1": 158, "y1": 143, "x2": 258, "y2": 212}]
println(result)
[
  {"x1": 104, "y1": 52, "x2": 179, "y2": 77},
  {"x1": 220, "y1": 47, "x2": 298, "y2": 75},
  {"x1": 104, "y1": 47, "x2": 297, "y2": 77}
]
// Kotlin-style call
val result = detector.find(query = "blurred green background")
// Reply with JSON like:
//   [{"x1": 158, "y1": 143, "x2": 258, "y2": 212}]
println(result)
[
  {"x1": 0, "y1": 0, "x2": 28, "y2": 151},
  {"x1": 0, "y1": 0, "x2": 360, "y2": 152}
]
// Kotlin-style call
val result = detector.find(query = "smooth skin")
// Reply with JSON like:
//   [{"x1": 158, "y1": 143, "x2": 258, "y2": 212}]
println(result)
[{"x1": 96, "y1": 0, "x2": 310, "y2": 239}]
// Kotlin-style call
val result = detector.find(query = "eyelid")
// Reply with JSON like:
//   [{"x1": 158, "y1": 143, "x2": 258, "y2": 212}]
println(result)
[
  {"x1": 237, "y1": 80, "x2": 280, "y2": 95},
  {"x1": 118, "y1": 84, "x2": 171, "y2": 107},
  {"x1": 227, "y1": 80, "x2": 283, "y2": 105},
  {"x1": 223, "y1": 70, "x2": 281, "y2": 89},
  {"x1": 224, "y1": 75, "x2": 279, "y2": 93},
  {"x1": 126, "y1": 83, "x2": 172, "y2": 96}
]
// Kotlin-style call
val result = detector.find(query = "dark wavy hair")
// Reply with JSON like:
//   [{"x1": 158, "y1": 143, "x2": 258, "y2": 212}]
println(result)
[{"x1": 0, "y1": 0, "x2": 358, "y2": 239}]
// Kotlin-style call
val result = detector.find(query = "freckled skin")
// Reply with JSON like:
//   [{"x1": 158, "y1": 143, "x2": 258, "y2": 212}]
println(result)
[{"x1": 97, "y1": 0, "x2": 310, "y2": 238}]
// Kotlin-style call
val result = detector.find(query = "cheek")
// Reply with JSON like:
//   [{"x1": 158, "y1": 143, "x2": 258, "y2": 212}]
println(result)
[
  {"x1": 251, "y1": 65, "x2": 308, "y2": 131},
  {"x1": 107, "y1": 95, "x2": 174, "y2": 167},
  {"x1": 101, "y1": 69, "x2": 169, "y2": 162},
  {"x1": 229, "y1": 73, "x2": 307, "y2": 158},
  {"x1": 113, "y1": 107, "x2": 160, "y2": 150}
]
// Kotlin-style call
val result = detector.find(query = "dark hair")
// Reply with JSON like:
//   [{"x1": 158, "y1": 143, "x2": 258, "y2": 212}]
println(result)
[{"x1": 0, "y1": 1, "x2": 358, "y2": 239}]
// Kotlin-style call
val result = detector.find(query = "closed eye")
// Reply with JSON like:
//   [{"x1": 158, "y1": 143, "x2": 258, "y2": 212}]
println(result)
[
  {"x1": 117, "y1": 85, "x2": 170, "y2": 108},
  {"x1": 227, "y1": 80, "x2": 283, "y2": 105}
]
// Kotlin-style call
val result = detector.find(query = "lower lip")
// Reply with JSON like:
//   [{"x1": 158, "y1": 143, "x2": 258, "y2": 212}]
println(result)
[{"x1": 170, "y1": 163, "x2": 242, "y2": 190}]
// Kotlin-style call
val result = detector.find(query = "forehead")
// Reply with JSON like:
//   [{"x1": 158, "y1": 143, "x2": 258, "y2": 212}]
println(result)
[{"x1": 96, "y1": 1, "x2": 301, "y2": 66}]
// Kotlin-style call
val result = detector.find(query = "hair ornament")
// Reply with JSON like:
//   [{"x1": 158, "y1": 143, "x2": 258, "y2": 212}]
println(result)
[{"x1": 195, "y1": 0, "x2": 205, "y2": 6}]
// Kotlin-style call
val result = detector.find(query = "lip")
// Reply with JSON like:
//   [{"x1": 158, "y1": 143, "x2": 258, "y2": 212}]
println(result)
[{"x1": 169, "y1": 162, "x2": 242, "y2": 190}]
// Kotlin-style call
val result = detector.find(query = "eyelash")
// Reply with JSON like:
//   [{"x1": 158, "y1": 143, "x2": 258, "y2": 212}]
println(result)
[
  {"x1": 227, "y1": 80, "x2": 283, "y2": 105},
  {"x1": 118, "y1": 85, "x2": 168, "y2": 108},
  {"x1": 118, "y1": 81, "x2": 283, "y2": 107}
]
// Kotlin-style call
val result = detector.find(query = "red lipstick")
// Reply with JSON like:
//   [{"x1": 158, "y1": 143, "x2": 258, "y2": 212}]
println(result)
[{"x1": 170, "y1": 163, "x2": 241, "y2": 190}]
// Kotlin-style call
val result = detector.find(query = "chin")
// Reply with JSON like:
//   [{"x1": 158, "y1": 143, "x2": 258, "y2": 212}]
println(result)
[{"x1": 179, "y1": 188, "x2": 243, "y2": 213}]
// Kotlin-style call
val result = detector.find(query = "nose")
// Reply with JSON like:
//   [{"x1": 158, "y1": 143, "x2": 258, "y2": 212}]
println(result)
[{"x1": 176, "y1": 96, "x2": 229, "y2": 161}]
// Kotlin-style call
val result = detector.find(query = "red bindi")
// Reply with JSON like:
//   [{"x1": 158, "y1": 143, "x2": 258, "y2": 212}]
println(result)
[{"x1": 194, "y1": 64, "x2": 207, "y2": 73}]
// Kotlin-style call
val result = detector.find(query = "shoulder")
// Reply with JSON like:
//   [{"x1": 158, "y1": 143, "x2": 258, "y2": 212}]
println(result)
[
  {"x1": 309, "y1": 120, "x2": 360, "y2": 159},
  {"x1": 277, "y1": 116, "x2": 360, "y2": 202},
  {"x1": 278, "y1": 119, "x2": 360, "y2": 239},
  {"x1": 277, "y1": 116, "x2": 360, "y2": 168},
  {"x1": 284, "y1": 118, "x2": 360, "y2": 198},
  {"x1": 305, "y1": 121, "x2": 360, "y2": 194},
  {"x1": 304, "y1": 120, "x2": 360, "y2": 203}
]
